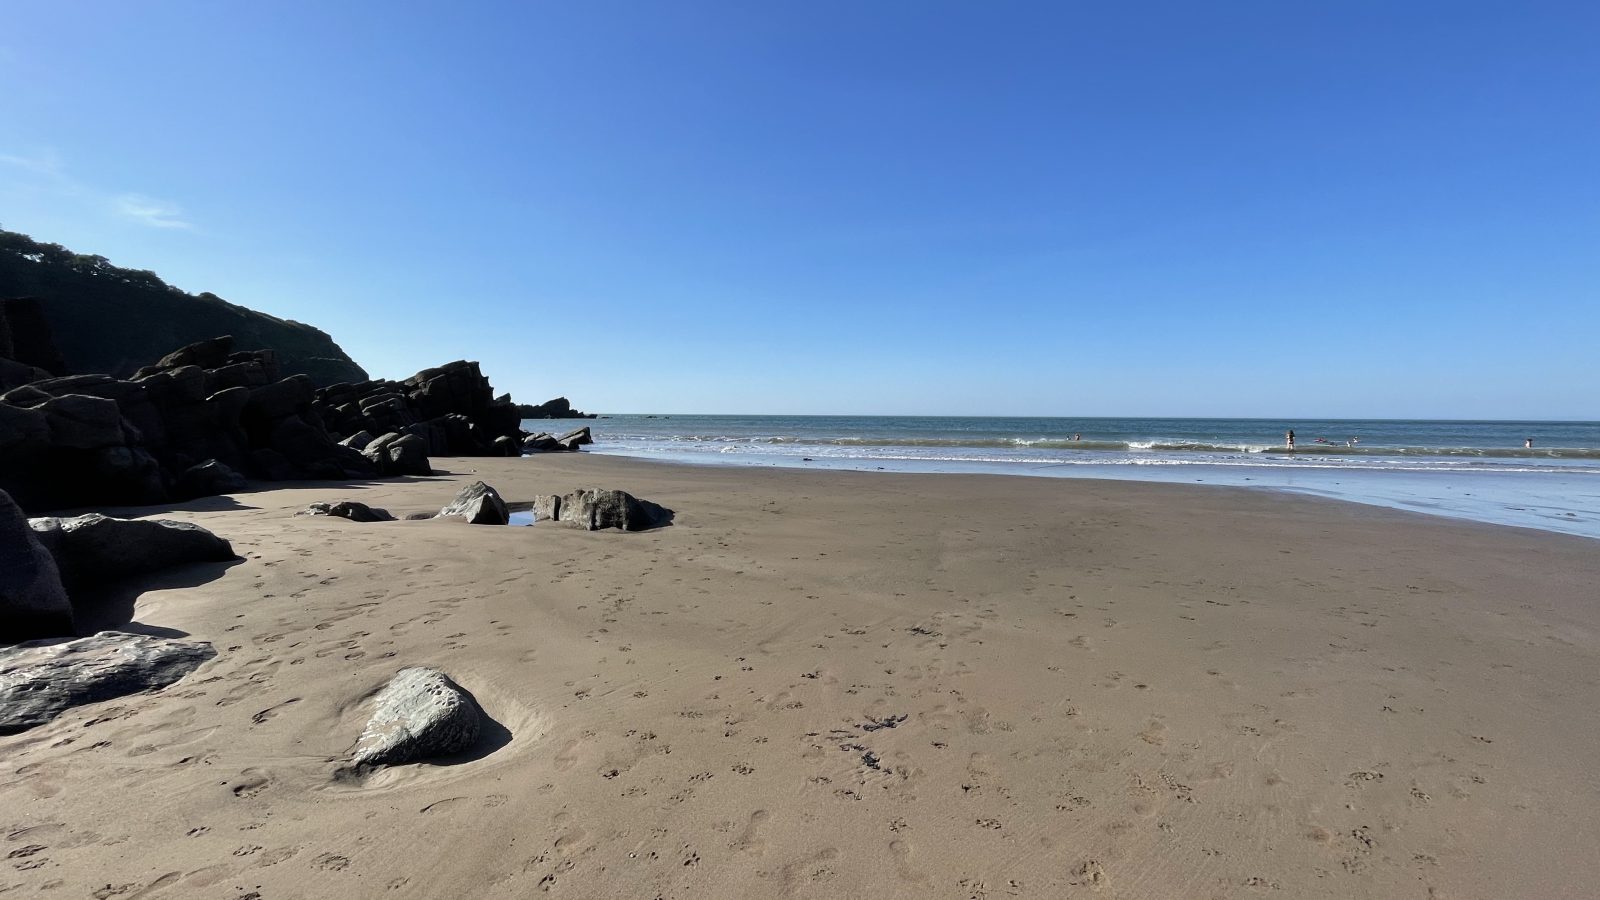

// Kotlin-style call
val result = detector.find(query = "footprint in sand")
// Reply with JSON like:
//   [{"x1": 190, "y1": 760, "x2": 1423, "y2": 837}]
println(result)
[
  {"x1": 231, "y1": 769, "x2": 270, "y2": 799},
  {"x1": 250, "y1": 697, "x2": 301, "y2": 725},
  {"x1": 729, "y1": 810, "x2": 769, "y2": 856}
]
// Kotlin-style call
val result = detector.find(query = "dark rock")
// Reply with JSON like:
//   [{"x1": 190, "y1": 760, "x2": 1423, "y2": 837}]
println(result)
[
  {"x1": 38, "y1": 393, "x2": 126, "y2": 449},
  {"x1": 0, "y1": 490, "x2": 73, "y2": 641},
  {"x1": 492, "y1": 434, "x2": 521, "y2": 456},
  {"x1": 298, "y1": 501, "x2": 394, "y2": 523},
  {"x1": 339, "y1": 430, "x2": 375, "y2": 451},
  {"x1": 522, "y1": 433, "x2": 563, "y2": 453},
  {"x1": 532, "y1": 489, "x2": 673, "y2": 531},
  {"x1": 515, "y1": 397, "x2": 597, "y2": 419},
  {"x1": 343, "y1": 667, "x2": 482, "y2": 772},
  {"x1": 0, "y1": 631, "x2": 216, "y2": 734},
  {"x1": 29, "y1": 513, "x2": 236, "y2": 588},
  {"x1": 173, "y1": 459, "x2": 248, "y2": 500},
  {"x1": 364, "y1": 432, "x2": 431, "y2": 476},
  {"x1": 437, "y1": 481, "x2": 509, "y2": 525},
  {"x1": 0, "y1": 296, "x2": 67, "y2": 375}
]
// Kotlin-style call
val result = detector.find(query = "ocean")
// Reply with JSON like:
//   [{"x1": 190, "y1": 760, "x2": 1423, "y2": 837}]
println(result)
[{"x1": 527, "y1": 415, "x2": 1600, "y2": 540}]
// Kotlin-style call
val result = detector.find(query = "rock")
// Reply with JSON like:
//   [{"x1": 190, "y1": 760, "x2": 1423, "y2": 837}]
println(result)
[
  {"x1": 522, "y1": 433, "x2": 563, "y2": 453},
  {"x1": 28, "y1": 513, "x2": 237, "y2": 588},
  {"x1": 0, "y1": 631, "x2": 216, "y2": 734},
  {"x1": 531, "y1": 493, "x2": 562, "y2": 523},
  {"x1": 0, "y1": 490, "x2": 73, "y2": 641},
  {"x1": 363, "y1": 432, "x2": 431, "y2": 477},
  {"x1": 339, "y1": 430, "x2": 375, "y2": 451},
  {"x1": 533, "y1": 489, "x2": 673, "y2": 531},
  {"x1": 345, "y1": 667, "x2": 481, "y2": 771},
  {"x1": 38, "y1": 394, "x2": 126, "y2": 450},
  {"x1": 515, "y1": 397, "x2": 597, "y2": 419},
  {"x1": 173, "y1": 459, "x2": 248, "y2": 500},
  {"x1": 298, "y1": 501, "x2": 394, "y2": 523},
  {"x1": 437, "y1": 481, "x2": 509, "y2": 525},
  {"x1": 556, "y1": 427, "x2": 593, "y2": 447},
  {"x1": 492, "y1": 434, "x2": 521, "y2": 456}
]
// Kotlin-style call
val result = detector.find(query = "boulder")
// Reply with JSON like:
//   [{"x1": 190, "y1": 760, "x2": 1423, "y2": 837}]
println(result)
[
  {"x1": 533, "y1": 489, "x2": 673, "y2": 531},
  {"x1": 339, "y1": 430, "x2": 375, "y2": 451},
  {"x1": 344, "y1": 667, "x2": 481, "y2": 772},
  {"x1": 173, "y1": 459, "x2": 248, "y2": 500},
  {"x1": 29, "y1": 514, "x2": 237, "y2": 588},
  {"x1": 492, "y1": 434, "x2": 521, "y2": 456},
  {"x1": 0, "y1": 631, "x2": 215, "y2": 734},
  {"x1": 298, "y1": 501, "x2": 394, "y2": 523},
  {"x1": 38, "y1": 394, "x2": 126, "y2": 450},
  {"x1": 522, "y1": 433, "x2": 563, "y2": 453},
  {"x1": 437, "y1": 481, "x2": 509, "y2": 525},
  {"x1": 0, "y1": 490, "x2": 73, "y2": 641},
  {"x1": 364, "y1": 432, "x2": 431, "y2": 476},
  {"x1": 556, "y1": 426, "x2": 593, "y2": 447}
]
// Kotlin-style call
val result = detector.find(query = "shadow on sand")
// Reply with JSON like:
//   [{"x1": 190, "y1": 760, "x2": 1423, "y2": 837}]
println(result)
[{"x1": 71, "y1": 558, "x2": 245, "y2": 636}]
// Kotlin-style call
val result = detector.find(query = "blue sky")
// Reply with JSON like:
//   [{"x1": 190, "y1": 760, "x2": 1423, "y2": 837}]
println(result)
[{"x1": 2, "y1": 1, "x2": 1596, "y2": 418}]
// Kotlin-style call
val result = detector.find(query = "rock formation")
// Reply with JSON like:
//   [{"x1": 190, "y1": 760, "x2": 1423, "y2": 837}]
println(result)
[
  {"x1": 531, "y1": 488, "x2": 673, "y2": 531},
  {"x1": 344, "y1": 667, "x2": 482, "y2": 772},
  {"x1": 311, "y1": 360, "x2": 524, "y2": 459},
  {"x1": 437, "y1": 481, "x2": 509, "y2": 525},
  {"x1": 0, "y1": 631, "x2": 215, "y2": 734},
  {"x1": 515, "y1": 396, "x2": 597, "y2": 419}
]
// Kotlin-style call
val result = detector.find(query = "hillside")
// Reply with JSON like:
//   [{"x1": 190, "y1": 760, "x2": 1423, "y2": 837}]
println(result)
[{"x1": 0, "y1": 228, "x2": 367, "y2": 386}]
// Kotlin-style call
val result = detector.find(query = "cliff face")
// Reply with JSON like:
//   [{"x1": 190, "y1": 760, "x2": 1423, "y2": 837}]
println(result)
[{"x1": 0, "y1": 229, "x2": 367, "y2": 387}]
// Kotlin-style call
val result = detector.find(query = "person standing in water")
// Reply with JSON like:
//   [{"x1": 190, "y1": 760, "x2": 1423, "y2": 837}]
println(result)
[
  {"x1": 1526, "y1": 437, "x2": 1534, "y2": 449},
  {"x1": 1286, "y1": 429, "x2": 1296, "y2": 451}
]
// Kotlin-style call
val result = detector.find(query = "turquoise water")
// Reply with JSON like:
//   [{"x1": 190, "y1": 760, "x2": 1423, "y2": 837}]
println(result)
[{"x1": 526, "y1": 415, "x2": 1600, "y2": 539}]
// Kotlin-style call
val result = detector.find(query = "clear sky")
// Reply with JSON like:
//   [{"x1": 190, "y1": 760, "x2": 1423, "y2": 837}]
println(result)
[{"x1": 2, "y1": 2, "x2": 1596, "y2": 418}]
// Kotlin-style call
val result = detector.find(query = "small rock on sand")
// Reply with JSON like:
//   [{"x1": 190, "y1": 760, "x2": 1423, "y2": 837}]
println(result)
[{"x1": 345, "y1": 667, "x2": 482, "y2": 772}]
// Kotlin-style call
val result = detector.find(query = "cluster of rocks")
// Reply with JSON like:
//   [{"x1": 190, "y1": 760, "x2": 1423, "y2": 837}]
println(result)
[
  {"x1": 0, "y1": 326, "x2": 594, "y2": 513},
  {"x1": 1, "y1": 488, "x2": 238, "y2": 640},
  {"x1": 312, "y1": 360, "x2": 524, "y2": 463},
  {"x1": 514, "y1": 396, "x2": 596, "y2": 419},
  {"x1": 522, "y1": 426, "x2": 592, "y2": 453},
  {"x1": 0, "y1": 335, "x2": 376, "y2": 511}
]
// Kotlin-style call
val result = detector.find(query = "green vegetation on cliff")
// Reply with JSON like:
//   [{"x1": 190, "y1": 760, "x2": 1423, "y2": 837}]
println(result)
[{"x1": 0, "y1": 228, "x2": 367, "y2": 386}]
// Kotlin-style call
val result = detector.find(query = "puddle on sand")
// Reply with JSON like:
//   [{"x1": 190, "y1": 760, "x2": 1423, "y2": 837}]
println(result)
[{"x1": 508, "y1": 511, "x2": 535, "y2": 526}]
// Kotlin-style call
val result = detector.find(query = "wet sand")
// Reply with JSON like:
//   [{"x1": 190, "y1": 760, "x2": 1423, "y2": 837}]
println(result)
[{"x1": 3, "y1": 453, "x2": 1598, "y2": 899}]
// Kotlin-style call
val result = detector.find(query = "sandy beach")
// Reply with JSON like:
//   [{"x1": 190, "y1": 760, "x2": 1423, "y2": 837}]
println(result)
[{"x1": 3, "y1": 454, "x2": 1598, "y2": 899}]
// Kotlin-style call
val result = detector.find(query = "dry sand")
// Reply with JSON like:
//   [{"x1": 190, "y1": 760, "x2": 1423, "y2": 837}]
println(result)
[{"x1": 3, "y1": 454, "x2": 1599, "y2": 899}]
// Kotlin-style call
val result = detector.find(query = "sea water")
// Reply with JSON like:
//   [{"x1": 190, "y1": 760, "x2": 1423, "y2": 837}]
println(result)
[{"x1": 525, "y1": 415, "x2": 1600, "y2": 540}]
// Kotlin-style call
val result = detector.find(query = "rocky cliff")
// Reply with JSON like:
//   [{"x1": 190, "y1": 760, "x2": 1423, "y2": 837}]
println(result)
[{"x1": 0, "y1": 229, "x2": 367, "y2": 387}]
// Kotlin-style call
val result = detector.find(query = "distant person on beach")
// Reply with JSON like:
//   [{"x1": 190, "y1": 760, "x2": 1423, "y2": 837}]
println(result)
[
  {"x1": 1526, "y1": 437, "x2": 1534, "y2": 449},
  {"x1": 1348, "y1": 436, "x2": 1360, "y2": 447},
  {"x1": 1286, "y1": 429, "x2": 1295, "y2": 451}
]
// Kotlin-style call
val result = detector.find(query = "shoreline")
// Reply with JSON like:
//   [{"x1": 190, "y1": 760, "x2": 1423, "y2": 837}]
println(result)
[
  {"x1": 5, "y1": 454, "x2": 1599, "y2": 898},
  {"x1": 585, "y1": 446, "x2": 1600, "y2": 541}
]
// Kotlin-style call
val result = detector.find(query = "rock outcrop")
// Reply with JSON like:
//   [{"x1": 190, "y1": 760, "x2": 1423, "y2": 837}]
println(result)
[
  {"x1": 437, "y1": 481, "x2": 509, "y2": 525},
  {"x1": 0, "y1": 335, "x2": 379, "y2": 512},
  {"x1": 312, "y1": 361, "x2": 524, "y2": 459},
  {"x1": 515, "y1": 397, "x2": 596, "y2": 419},
  {"x1": 531, "y1": 489, "x2": 673, "y2": 531},
  {"x1": 298, "y1": 501, "x2": 395, "y2": 522},
  {"x1": 0, "y1": 490, "x2": 73, "y2": 641},
  {"x1": 0, "y1": 631, "x2": 215, "y2": 734},
  {"x1": 29, "y1": 514, "x2": 237, "y2": 589},
  {"x1": 345, "y1": 667, "x2": 482, "y2": 772}
]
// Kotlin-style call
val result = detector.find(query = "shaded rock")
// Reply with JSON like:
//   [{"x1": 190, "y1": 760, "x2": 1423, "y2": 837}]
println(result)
[
  {"x1": 515, "y1": 397, "x2": 597, "y2": 419},
  {"x1": 339, "y1": 430, "x2": 375, "y2": 451},
  {"x1": 0, "y1": 631, "x2": 215, "y2": 734},
  {"x1": 437, "y1": 481, "x2": 509, "y2": 525},
  {"x1": 173, "y1": 459, "x2": 248, "y2": 500},
  {"x1": 29, "y1": 514, "x2": 236, "y2": 589},
  {"x1": 299, "y1": 501, "x2": 394, "y2": 523},
  {"x1": 492, "y1": 434, "x2": 521, "y2": 456},
  {"x1": 534, "y1": 489, "x2": 673, "y2": 531},
  {"x1": 345, "y1": 667, "x2": 481, "y2": 771},
  {"x1": 522, "y1": 432, "x2": 564, "y2": 453},
  {"x1": 38, "y1": 393, "x2": 126, "y2": 450},
  {"x1": 364, "y1": 432, "x2": 431, "y2": 477},
  {"x1": 0, "y1": 490, "x2": 72, "y2": 641}
]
